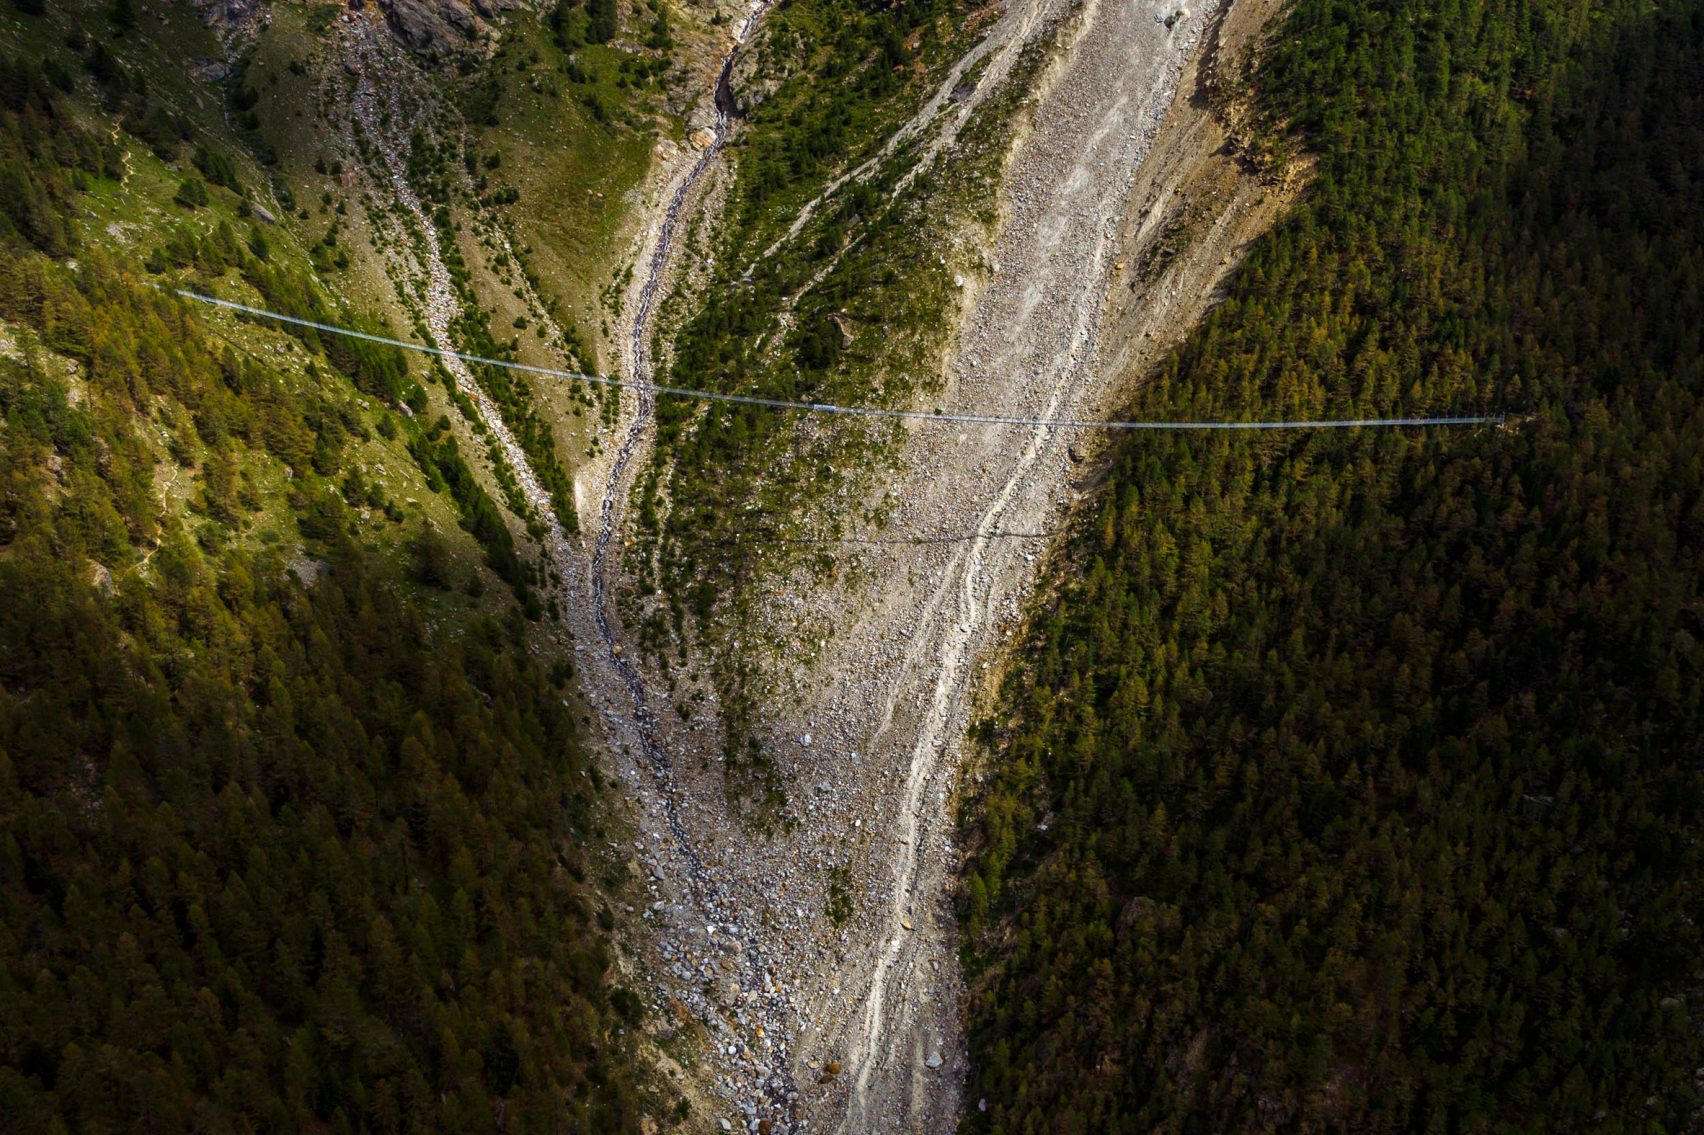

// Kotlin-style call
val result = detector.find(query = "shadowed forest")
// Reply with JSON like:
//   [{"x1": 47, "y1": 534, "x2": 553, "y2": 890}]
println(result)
[
  {"x1": 962, "y1": 0, "x2": 1704, "y2": 1130},
  {"x1": 0, "y1": 25, "x2": 643, "y2": 1135}
]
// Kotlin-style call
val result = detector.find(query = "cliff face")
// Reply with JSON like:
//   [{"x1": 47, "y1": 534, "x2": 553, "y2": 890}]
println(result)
[{"x1": 377, "y1": 0, "x2": 498, "y2": 51}]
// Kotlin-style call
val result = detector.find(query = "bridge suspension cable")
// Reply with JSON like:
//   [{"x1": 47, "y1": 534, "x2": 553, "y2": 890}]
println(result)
[{"x1": 172, "y1": 288, "x2": 1503, "y2": 432}]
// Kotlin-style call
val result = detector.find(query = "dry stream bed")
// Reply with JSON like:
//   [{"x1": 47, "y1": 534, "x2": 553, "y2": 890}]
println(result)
[
  {"x1": 571, "y1": 0, "x2": 1295, "y2": 1131},
  {"x1": 336, "y1": 0, "x2": 1291, "y2": 1129}
]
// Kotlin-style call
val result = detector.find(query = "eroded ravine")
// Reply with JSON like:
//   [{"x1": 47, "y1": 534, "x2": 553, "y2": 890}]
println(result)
[
  {"x1": 680, "y1": 2, "x2": 1232, "y2": 1129},
  {"x1": 587, "y1": 4, "x2": 806, "y2": 1131},
  {"x1": 351, "y1": 5, "x2": 803, "y2": 1124},
  {"x1": 585, "y1": 0, "x2": 1252, "y2": 1130},
  {"x1": 346, "y1": 24, "x2": 579, "y2": 592},
  {"x1": 343, "y1": 0, "x2": 1263, "y2": 1128}
]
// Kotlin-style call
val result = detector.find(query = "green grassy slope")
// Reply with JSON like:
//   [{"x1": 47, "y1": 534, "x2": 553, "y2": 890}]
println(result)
[
  {"x1": 960, "y1": 0, "x2": 1704, "y2": 1130},
  {"x1": 455, "y1": 1, "x2": 667, "y2": 364}
]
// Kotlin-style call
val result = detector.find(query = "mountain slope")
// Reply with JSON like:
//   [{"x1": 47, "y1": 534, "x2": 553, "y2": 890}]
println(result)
[
  {"x1": 960, "y1": 0, "x2": 1704, "y2": 1130},
  {"x1": 0, "y1": 0, "x2": 706, "y2": 1128}
]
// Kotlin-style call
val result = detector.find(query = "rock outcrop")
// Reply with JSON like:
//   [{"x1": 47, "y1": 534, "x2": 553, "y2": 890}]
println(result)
[
  {"x1": 184, "y1": 0, "x2": 517, "y2": 53},
  {"x1": 186, "y1": 0, "x2": 263, "y2": 31},
  {"x1": 378, "y1": 0, "x2": 480, "y2": 51},
  {"x1": 378, "y1": 0, "x2": 524, "y2": 52}
]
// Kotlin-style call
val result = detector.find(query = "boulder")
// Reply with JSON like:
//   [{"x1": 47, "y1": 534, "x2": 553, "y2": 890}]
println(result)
[
  {"x1": 377, "y1": 0, "x2": 523, "y2": 52},
  {"x1": 1117, "y1": 894, "x2": 1158, "y2": 934},
  {"x1": 379, "y1": 0, "x2": 480, "y2": 51},
  {"x1": 189, "y1": 58, "x2": 233, "y2": 83},
  {"x1": 188, "y1": 0, "x2": 263, "y2": 30},
  {"x1": 725, "y1": 35, "x2": 785, "y2": 117}
]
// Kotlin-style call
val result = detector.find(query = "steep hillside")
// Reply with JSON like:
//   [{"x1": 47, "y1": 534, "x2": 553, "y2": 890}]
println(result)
[
  {"x1": 960, "y1": 0, "x2": 1704, "y2": 1130},
  {"x1": 0, "y1": 0, "x2": 724, "y2": 1128}
]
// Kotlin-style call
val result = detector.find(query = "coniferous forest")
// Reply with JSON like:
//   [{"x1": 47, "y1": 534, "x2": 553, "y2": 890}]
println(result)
[
  {"x1": 962, "y1": 0, "x2": 1704, "y2": 1130},
  {"x1": 0, "y1": 26, "x2": 641, "y2": 1135}
]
